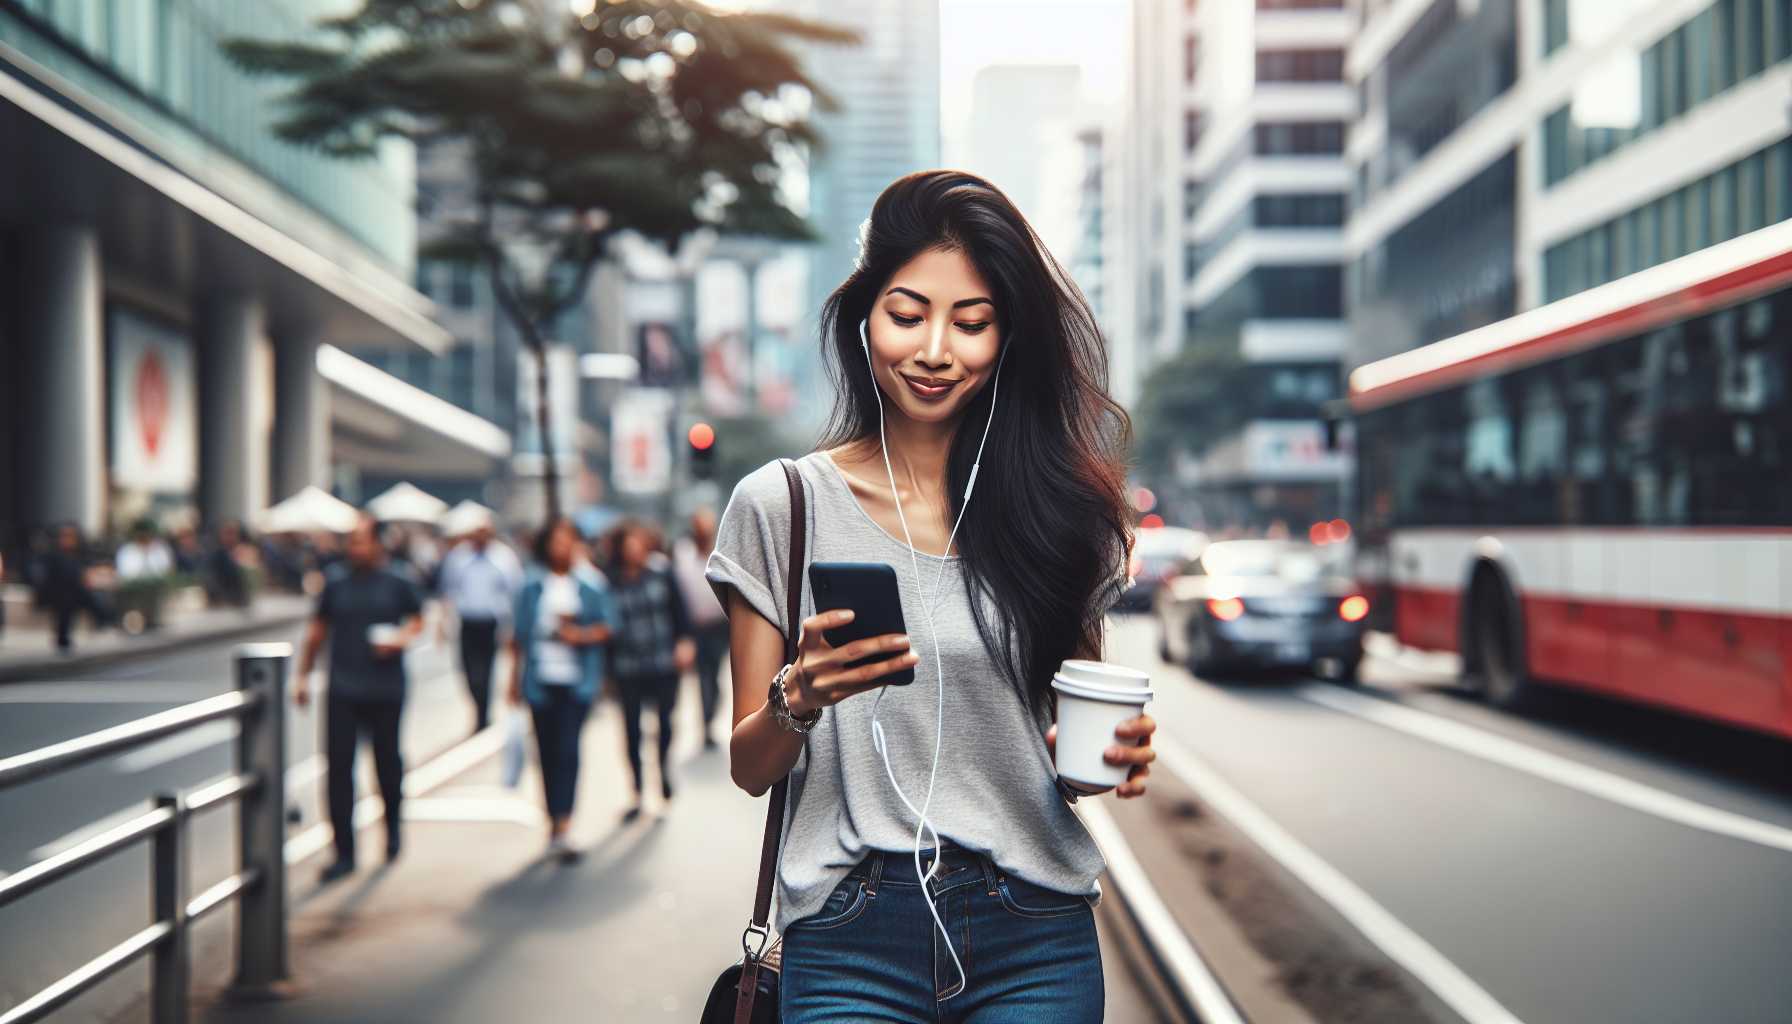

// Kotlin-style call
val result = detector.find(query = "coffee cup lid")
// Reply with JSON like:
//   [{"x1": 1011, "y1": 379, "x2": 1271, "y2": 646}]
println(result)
[
  {"x1": 1051, "y1": 675, "x2": 1154, "y2": 706},
  {"x1": 1055, "y1": 659, "x2": 1150, "y2": 691}
]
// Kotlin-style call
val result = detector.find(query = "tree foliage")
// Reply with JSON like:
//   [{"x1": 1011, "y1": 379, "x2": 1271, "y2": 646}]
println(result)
[
  {"x1": 1131, "y1": 343, "x2": 1245, "y2": 482},
  {"x1": 225, "y1": 0, "x2": 856, "y2": 515}
]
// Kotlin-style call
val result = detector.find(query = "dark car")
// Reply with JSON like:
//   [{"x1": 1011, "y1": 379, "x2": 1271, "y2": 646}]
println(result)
[
  {"x1": 1112, "y1": 527, "x2": 1208, "y2": 613},
  {"x1": 1154, "y1": 539, "x2": 1367, "y2": 681}
]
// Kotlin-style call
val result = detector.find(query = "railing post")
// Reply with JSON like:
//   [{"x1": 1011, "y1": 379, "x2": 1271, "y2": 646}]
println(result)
[
  {"x1": 151, "y1": 793, "x2": 189, "y2": 1024},
  {"x1": 230, "y1": 643, "x2": 292, "y2": 999}
]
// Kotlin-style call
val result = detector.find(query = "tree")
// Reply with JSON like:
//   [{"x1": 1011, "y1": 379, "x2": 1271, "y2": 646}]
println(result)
[
  {"x1": 1131, "y1": 343, "x2": 1245, "y2": 485},
  {"x1": 226, "y1": 0, "x2": 855, "y2": 517}
]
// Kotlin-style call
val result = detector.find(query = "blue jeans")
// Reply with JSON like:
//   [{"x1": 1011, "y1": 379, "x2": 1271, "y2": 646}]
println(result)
[
  {"x1": 780, "y1": 844, "x2": 1103, "y2": 1023},
  {"x1": 528, "y1": 685, "x2": 591, "y2": 819}
]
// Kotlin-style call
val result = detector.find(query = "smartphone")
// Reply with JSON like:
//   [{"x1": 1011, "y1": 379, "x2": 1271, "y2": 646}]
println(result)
[{"x1": 807, "y1": 562, "x2": 915, "y2": 686}]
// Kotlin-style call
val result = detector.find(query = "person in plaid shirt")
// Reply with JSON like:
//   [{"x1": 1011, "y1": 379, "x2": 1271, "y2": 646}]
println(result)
[{"x1": 607, "y1": 521, "x2": 695, "y2": 820}]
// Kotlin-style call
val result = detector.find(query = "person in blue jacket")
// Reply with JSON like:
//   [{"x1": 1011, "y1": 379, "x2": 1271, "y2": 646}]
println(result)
[{"x1": 507, "y1": 516, "x2": 616, "y2": 862}]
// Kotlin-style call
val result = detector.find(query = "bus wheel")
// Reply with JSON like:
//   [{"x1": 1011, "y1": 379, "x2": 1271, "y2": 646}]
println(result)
[{"x1": 1473, "y1": 571, "x2": 1530, "y2": 709}]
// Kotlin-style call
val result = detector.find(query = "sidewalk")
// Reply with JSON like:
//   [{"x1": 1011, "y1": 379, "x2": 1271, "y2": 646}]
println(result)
[
  {"x1": 0, "y1": 594, "x2": 311, "y2": 682},
  {"x1": 190, "y1": 677, "x2": 1169, "y2": 1022}
]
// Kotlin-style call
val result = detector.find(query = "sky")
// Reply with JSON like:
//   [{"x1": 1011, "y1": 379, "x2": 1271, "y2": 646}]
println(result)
[
  {"x1": 936, "y1": 0, "x2": 1129, "y2": 165},
  {"x1": 703, "y1": 0, "x2": 1131, "y2": 165}
]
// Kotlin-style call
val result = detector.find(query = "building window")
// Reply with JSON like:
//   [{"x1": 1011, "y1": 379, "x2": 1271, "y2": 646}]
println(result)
[
  {"x1": 1543, "y1": 138, "x2": 1792, "y2": 302},
  {"x1": 448, "y1": 262, "x2": 477, "y2": 308},
  {"x1": 1254, "y1": 193, "x2": 1347, "y2": 227},
  {"x1": 1544, "y1": 0, "x2": 1792, "y2": 186},
  {"x1": 1254, "y1": 121, "x2": 1345, "y2": 155},
  {"x1": 1255, "y1": 49, "x2": 1345, "y2": 82}
]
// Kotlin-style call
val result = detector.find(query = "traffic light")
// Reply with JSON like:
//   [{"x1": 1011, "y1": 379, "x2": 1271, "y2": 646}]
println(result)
[{"x1": 689, "y1": 421, "x2": 716, "y2": 479}]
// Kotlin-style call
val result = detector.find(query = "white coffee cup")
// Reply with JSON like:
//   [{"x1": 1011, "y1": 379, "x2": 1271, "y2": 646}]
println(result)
[
  {"x1": 1051, "y1": 659, "x2": 1153, "y2": 789},
  {"x1": 367, "y1": 623, "x2": 403, "y2": 648}
]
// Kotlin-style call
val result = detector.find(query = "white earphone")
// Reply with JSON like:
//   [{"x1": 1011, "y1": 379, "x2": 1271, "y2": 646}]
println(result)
[{"x1": 858, "y1": 315, "x2": 1006, "y2": 997}]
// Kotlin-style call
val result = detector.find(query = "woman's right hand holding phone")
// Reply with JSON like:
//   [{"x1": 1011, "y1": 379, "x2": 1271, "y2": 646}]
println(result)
[{"x1": 785, "y1": 609, "x2": 917, "y2": 718}]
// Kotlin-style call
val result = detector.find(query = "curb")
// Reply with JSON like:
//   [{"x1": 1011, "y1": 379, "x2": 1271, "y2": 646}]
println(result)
[
  {"x1": 0, "y1": 610, "x2": 310, "y2": 683},
  {"x1": 1081, "y1": 800, "x2": 1249, "y2": 1024}
]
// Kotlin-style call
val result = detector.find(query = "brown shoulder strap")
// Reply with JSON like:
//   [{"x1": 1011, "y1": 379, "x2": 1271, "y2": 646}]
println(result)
[
  {"x1": 754, "y1": 457, "x2": 803, "y2": 925},
  {"x1": 736, "y1": 458, "x2": 804, "y2": 1022}
]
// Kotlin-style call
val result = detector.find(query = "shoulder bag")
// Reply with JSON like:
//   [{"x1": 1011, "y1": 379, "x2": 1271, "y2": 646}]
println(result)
[{"x1": 700, "y1": 457, "x2": 805, "y2": 1024}]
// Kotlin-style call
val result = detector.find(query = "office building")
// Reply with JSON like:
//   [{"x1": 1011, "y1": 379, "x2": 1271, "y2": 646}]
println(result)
[
  {"x1": 1124, "y1": 0, "x2": 1354, "y2": 529},
  {"x1": 784, "y1": 0, "x2": 942, "y2": 371},
  {"x1": 1348, "y1": 0, "x2": 1792, "y2": 369},
  {"x1": 0, "y1": 0, "x2": 506, "y2": 547}
]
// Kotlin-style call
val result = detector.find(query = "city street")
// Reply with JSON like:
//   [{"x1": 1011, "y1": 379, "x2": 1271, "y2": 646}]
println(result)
[
  {"x1": 1100, "y1": 614, "x2": 1792, "y2": 1024},
  {"x1": 0, "y1": 623, "x2": 1172, "y2": 1024}
]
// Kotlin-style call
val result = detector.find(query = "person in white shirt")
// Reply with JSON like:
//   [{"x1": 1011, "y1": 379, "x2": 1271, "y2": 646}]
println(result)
[
  {"x1": 670, "y1": 508, "x2": 729, "y2": 748},
  {"x1": 115, "y1": 520, "x2": 174, "y2": 581},
  {"x1": 438, "y1": 518, "x2": 524, "y2": 733}
]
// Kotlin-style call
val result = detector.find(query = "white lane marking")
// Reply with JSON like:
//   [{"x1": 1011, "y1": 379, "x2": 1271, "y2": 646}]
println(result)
[
  {"x1": 1078, "y1": 799, "x2": 1247, "y2": 1024},
  {"x1": 112, "y1": 720, "x2": 238, "y2": 772},
  {"x1": 1298, "y1": 684, "x2": 1792, "y2": 854},
  {"x1": 0, "y1": 682, "x2": 222, "y2": 704},
  {"x1": 283, "y1": 726, "x2": 506, "y2": 865},
  {"x1": 28, "y1": 803, "x2": 153, "y2": 862},
  {"x1": 1151, "y1": 731, "x2": 1528, "y2": 1024},
  {"x1": 402, "y1": 795, "x2": 544, "y2": 827},
  {"x1": 287, "y1": 755, "x2": 325, "y2": 792}
]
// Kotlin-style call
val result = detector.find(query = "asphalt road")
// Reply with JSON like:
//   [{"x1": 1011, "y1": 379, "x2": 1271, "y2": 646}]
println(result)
[
  {"x1": 0, "y1": 623, "x2": 480, "y2": 1023},
  {"x1": 1101, "y1": 613, "x2": 1792, "y2": 1024}
]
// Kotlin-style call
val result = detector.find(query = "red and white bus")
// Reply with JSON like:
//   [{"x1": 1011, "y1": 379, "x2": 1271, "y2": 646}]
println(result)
[{"x1": 1349, "y1": 221, "x2": 1791, "y2": 739}]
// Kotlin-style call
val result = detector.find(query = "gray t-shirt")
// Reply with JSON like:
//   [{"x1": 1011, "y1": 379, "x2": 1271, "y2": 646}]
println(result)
[{"x1": 705, "y1": 452, "x2": 1127, "y2": 933}]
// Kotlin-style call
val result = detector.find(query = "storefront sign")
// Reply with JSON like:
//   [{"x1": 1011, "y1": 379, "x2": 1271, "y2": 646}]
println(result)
[{"x1": 109, "y1": 308, "x2": 197, "y2": 493}]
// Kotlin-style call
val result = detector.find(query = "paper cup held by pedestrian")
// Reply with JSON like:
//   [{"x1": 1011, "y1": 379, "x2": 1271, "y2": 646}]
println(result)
[
  {"x1": 1051, "y1": 660, "x2": 1152, "y2": 789},
  {"x1": 368, "y1": 623, "x2": 403, "y2": 648}
]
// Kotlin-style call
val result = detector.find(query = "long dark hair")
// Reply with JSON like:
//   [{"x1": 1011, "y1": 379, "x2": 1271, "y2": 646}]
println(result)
[{"x1": 817, "y1": 170, "x2": 1134, "y2": 710}]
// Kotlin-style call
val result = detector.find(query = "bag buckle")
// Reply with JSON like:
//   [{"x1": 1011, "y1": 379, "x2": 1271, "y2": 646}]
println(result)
[{"x1": 742, "y1": 922, "x2": 771, "y2": 961}]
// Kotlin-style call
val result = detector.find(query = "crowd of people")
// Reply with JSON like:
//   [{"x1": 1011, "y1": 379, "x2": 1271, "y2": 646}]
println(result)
[
  {"x1": 298, "y1": 504, "x2": 729, "y2": 880},
  {"x1": 1, "y1": 518, "x2": 262, "y2": 652}
]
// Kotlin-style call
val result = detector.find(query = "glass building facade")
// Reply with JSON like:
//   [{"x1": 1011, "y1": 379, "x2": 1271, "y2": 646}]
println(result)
[{"x1": 0, "y1": 0, "x2": 415, "y2": 272}]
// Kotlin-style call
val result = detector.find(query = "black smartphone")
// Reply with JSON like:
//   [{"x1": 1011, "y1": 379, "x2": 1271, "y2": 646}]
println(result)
[{"x1": 807, "y1": 562, "x2": 915, "y2": 686}]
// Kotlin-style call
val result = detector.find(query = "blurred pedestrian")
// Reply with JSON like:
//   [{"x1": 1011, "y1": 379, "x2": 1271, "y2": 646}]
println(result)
[
  {"x1": 507, "y1": 517, "x2": 615, "y2": 860},
  {"x1": 608, "y1": 520, "x2": 696, "y2": 820},
  {"x1": 115, "y1": 518, "x2": 173, "y2": 580},
  {"x1": 171, "y1": 525, "x2": 204, "y2": 576},
  {"x1": 671, "y1": 508, "x2": 729, "y2": 748},
  {"x1": 206, "y1": 520, "x2": 251, "y2": 608},
  {"x1": 41, "y1": 524, "x2": 102, "y2": 654},
  {"x1": 116, "y1": 518, "x2": 175, "y2": 632},
  {"x1": 439, "y1": 515, "x2": 524, "y2": 734},
  {"x1": 294, "y1": 515, "x2": 424, "y2": 883}
]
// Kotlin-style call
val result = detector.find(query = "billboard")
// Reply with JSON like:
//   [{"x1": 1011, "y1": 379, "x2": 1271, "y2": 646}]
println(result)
[
  {"x1": 109, "y1": 307, "x2": 197, "y2": 494},
  {"x1": 611, "y1": 387, "x2": 675, "y2": 496}
]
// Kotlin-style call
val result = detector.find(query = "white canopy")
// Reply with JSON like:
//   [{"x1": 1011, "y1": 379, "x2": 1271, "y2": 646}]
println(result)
[
  {"x1": 259, "y1": 486, "x2": 362, "y2": 535},
  {"x1": 440, "y1": 500, "x2": 496, "y2": 537},
  {"x1": 366, "y1": 482, "x2": 449, "y2": 525}
]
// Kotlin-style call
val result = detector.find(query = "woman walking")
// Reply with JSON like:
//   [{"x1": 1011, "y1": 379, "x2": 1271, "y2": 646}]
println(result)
[
  {"x1": 706, "y1": 170, "x2": 1156, "y2": 1021},
  {"x1": 607, "y1": 521, "x2": 696, "y2": 821},
  {"x1": 508, "y1": 517, "x2": 616, "y2": 861}
]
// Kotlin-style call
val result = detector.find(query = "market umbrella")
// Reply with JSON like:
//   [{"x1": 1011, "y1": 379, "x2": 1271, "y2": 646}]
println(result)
[
  {"x1": 366, "y1": 482, "x2": 448, "y2": 525},
  {"x1": 258, "y1": 486, "x2": 361, "y2": 534},
  {"x1": 441, "y1": 500, "x2": 496, "y2": 537}
]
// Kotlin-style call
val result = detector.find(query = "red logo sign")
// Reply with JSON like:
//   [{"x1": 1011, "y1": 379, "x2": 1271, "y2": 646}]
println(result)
[{"x1": 135, "y1": 349, "x2": 169, "y2": 457}]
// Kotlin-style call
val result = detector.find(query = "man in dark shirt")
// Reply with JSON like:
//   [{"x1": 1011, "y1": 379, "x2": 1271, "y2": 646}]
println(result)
[{"x1": 295, "y1": 515, "x2": 423, "y2": 882}]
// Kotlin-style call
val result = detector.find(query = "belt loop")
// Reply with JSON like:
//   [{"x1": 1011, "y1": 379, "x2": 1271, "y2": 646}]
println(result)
[
  {"x1": 865, "y1": 850, "x2": 885, "y2": 897},
  {"x1": 977, "y1": 852, "x2": 1000, "y2": 897}
]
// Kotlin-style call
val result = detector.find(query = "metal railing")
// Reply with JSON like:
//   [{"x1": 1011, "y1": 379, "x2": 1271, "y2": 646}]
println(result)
[{"x1": 0, "y1": 644, "x2": 293, "y2": 1024}]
